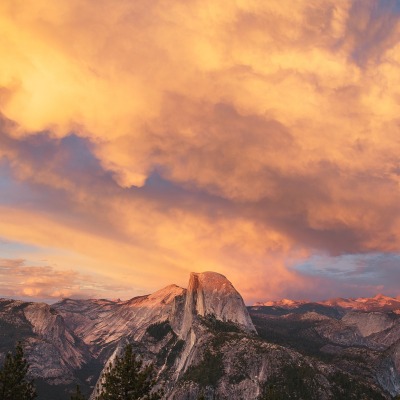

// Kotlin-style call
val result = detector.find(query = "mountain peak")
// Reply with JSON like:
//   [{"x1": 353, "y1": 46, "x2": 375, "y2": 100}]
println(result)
[
  {"x1": 181, "y1": 271, "x2": 256, "y2": 336},
  {"x1": 373, "y1": 293, "x2": 393, "y2": 301},
  {"x1": 189, "y1": 271, "x2": 239, "y2": 295}
]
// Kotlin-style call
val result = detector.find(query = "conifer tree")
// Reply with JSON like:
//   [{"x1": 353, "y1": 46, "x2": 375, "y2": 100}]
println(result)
[
  {"x1": 0, "y1": 342, "x2": 37, "y2": 400},
  {"x1": 197, "y1": 391, "x2": 206, "y2": 400},
  {"x1": 71, "y1": 385, "x2": 86, "y2": 400},
  {"x1": 96, "y1": 343, "x2": 162, "y2": 400}
]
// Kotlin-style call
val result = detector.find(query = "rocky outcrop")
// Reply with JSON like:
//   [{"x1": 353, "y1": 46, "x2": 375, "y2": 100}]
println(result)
[
  {"x1": 0, "y1": 299, "x2": 91, "y2": 392},
  {"x1": 342, "y1": 311, "x2": 394, "y2": 337},
  {"x1": 249, "y1": 298, "x2": 400, "y2": 398},
  {"x1": 55, "y1": 285, "x2": 186, "y2": 359},
  {"x1": 23, "y1": 302, "x2": 88, "y2": 370},
  {"x1": 180, "y1": 272, "x2": 256, "y2": 337},
  {"x1": 90, "y1": 271, "x2": 256, "y2": 395},
  {"x1": 167, "y1": 331, "x2": 388, "y2": 400}
]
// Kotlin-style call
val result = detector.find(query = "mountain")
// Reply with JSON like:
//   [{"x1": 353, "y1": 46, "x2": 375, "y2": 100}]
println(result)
[
  {"x1": 0, "y1": 272, "x2": 398, "y2": 399},
  {"x1": 323, "y1": 294, "x2": 400, "y2": 313},
  {"x1": 54, "y1": 284, "x2": 186, "y2": 359},
  {"x1": 253, "y1": 298, "x2": 307, "y2": 308},
  {"x1": 255, "y1": 294, "x2": 400, "y2": 313},
  {"x1": 249, "y1": 294, "x2": 400, "y2": 397},
  {"x1": 180, "y1": 271, "x2": 256, "y2": 337},
  {"x1": 0, "y1": 299, "x2": 93, "y2": 399}
]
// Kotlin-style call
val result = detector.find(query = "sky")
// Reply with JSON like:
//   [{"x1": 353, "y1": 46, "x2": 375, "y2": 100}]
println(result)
[{"x1": 0, "y1": 0, "x2": 400, "y2": 304}]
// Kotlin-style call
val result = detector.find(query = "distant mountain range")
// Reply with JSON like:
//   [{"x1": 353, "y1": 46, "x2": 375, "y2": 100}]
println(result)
[
  {"x1": 254, "y1": 293, "x2": 400, "y2": 313},
  {"x1": 0, "y1": 272, "x2": 399, "y2": 399}
]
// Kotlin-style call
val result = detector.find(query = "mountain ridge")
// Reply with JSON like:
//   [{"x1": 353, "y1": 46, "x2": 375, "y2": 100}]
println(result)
[{"x1": 253, "y1": 294, "x2": 400, "y2": 313}]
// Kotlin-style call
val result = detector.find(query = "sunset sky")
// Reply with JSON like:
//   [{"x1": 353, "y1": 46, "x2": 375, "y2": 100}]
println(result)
[{"x1": 1, "y1": 0, "x2": 400, "y2": 304}]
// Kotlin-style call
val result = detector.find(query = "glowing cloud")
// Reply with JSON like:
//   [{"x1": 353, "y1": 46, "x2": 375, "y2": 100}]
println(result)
[{"x1": 0, "y1": 0, "x2": 400, "y2": 301}]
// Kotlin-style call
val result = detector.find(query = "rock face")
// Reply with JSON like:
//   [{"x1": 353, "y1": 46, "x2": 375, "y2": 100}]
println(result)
[
  {"x1": 180, "y1": 272, "x2": 256, "y2": 337},
  {"x1": 0, "y1": 299, "x2": 92, "y2": 400},
  {"x1": 342, "y1": 311, "x2": 394, "y2": 337},
  {"x1": 55, "y1": 284, "x2": 186, "y2": 360},
  {"x1": 0, "y1": 273, "x2": 399, "y2": 399},
  {"x1": 45, "y1": 271, "x2": 255, "y2": 398},
  {"x1": 249, "y1": 297, "x2": 400, "y2": 398}
]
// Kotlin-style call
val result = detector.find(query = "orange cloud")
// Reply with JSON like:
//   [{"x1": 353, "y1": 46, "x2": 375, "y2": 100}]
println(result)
[
  {"x1": 0, "y1": 0, "x2": 400, "y2": 302},
  {"x1": 0, "y1": 258, "x2": 133, "y2": 301}
]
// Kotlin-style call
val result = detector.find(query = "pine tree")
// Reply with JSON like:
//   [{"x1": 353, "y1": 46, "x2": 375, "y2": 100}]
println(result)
[
  {"x1": 197, "y1": 391, "x2": 206, "y2": 400},
  {"x1": 0, "y1": 342, "x2": 37, "y2": 400},
  {"x1": 96, "y1": 343, "x2": 162, "y2": 400},
  {"x1": 71, "y1": 385, "x2": 86, "y2": 400}
]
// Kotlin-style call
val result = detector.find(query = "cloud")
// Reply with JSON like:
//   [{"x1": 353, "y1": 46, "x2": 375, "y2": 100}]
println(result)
[
  {"x1": 292, "y1": 252, "x2": 400, "y2": 300},
  {"x1": 0, "y1": 0, "x2": 399, "y2": 301},
  {"x1": 0, "y1": 258, "x2": 133, "y2": 301}
]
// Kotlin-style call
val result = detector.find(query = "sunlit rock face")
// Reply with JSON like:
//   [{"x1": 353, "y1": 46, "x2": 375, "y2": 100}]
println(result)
[
  {"x1": 180, "y1": 271, "x2": 256, "y2": 337},
  {"x1": 54, "y1": 284, "x2": 186, "y2": 359},
  {"x1": 89, "y1": 271, "x2": 256, "y2": 391}
]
